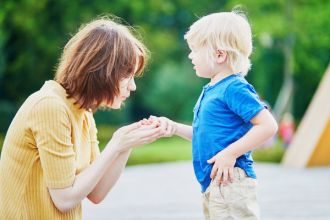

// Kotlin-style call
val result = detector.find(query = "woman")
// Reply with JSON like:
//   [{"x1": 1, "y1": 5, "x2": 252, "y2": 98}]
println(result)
[{"x1": 0, "y1": 17, "x2": 163, "y2": 219}]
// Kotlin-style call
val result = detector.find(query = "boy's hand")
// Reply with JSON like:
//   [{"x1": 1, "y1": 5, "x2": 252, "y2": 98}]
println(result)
[
  {"x1": 207, "y1": 151, "x2": 236, "y2": 186},
  {"x1": 148, "y1": 116, "x2": 177, "y2": 137}
]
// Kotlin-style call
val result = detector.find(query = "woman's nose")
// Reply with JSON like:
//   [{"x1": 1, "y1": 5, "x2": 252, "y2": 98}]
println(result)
[{"x1": 129, "y1": 78, "x2": 136, "y2": 91}]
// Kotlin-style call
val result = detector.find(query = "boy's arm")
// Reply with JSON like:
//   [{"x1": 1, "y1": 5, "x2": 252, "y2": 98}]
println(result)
[
  {"x1": 149, "y1": 116, "x2": 192, "y2": 141},
  {"x1": 208, "y1": 109, "x2": 278, "y2": 185},
  {"x1": 174, "y1": 123, "x2": 193, "y2": 141}
]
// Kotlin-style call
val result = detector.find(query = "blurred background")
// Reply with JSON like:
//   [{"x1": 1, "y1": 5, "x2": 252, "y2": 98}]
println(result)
[{"x1": 0, "y1": 0, "x2": 329, "y2": 165}]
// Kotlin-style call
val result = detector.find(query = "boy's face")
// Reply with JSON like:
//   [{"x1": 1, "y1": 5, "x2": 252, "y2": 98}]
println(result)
[{"x1": 188, "y1": 45, "x2": 214, "y2": 79}]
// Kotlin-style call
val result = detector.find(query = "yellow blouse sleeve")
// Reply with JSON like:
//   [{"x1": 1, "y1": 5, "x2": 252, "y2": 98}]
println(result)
[
  {"x1": 86, "y1": 112, "x2": 100, "y2": 163},
  {"x1": 29, "y1": 97, "x2": 76, "y2": 188}
]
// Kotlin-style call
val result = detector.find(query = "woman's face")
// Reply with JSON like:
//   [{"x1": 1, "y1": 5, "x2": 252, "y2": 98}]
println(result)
[{"x1": 111, "y1": 76, "x2": 137, "y2": 109}]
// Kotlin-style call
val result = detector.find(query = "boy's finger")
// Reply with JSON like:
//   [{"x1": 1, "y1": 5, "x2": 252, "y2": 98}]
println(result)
[
  {"x1": 222, "y1": 168, "x2": 228, "y2": 185},
  {"x1": 217, "y1": 169, "x2": 223, "y2": 185},
  {"x1": 207, "y1": 156, "x2": 215, "y2": 164},
  {"x1": 210, "y1": 166, "x2": 217, "y2": 179},
  {"x1": 228, "y1": 168, "x2": 234, "y2": 182},
  {"x1": 149, "y1": 115, "x2": 157, "y2": 121}
]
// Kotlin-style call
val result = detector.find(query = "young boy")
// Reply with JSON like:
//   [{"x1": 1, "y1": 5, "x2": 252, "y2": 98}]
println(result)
[{"x1": 149, "y1": 11, "x2": 278, "y2": 219}]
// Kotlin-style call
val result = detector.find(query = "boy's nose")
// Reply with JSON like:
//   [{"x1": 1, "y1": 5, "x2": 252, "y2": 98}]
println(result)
[{"x1": 188, "y1": 52, "x2": 193, "y2": 60}]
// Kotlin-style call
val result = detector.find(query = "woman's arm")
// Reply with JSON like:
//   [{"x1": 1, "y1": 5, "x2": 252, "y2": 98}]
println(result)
[
  {"x1": 49, "y1": 122, "x2": 162, "y2": 213},
  {"x1": 86, "y1": 149, "x2": 132, "y2": 204},
  {"x1": 48, "y1": 141, "x2": 121, "y2": 213}
]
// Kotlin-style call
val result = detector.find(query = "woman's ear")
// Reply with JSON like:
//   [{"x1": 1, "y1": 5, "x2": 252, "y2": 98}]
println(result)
[{"x1": 216, "y1": 49, "x2": 227, "y2": 64}]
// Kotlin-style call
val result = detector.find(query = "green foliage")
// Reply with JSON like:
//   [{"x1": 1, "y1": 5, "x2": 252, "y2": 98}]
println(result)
[
  {"x1": 0, "y1": 0, "x2": 329, "y2": 137},
  {"x1": 227, "y1": 0, "x2": 330, "y2": 120},
  {"x1": 0, "y1": 134, "x2": 3, "y2": 154}
]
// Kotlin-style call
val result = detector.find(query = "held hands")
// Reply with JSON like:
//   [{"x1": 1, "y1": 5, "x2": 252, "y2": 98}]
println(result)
[
  {"x1": 110, "y1": 120, "x2": 164, "y2": 153},
  {"x1": 142, "y1": 116, "x2": 177, "y2": 138},
  {"x1": 110, "y1": 115, "x2": 177, "y2": 154},
  {"x1": 207, "y1": 150, "x2": 237, "y2": 186}
]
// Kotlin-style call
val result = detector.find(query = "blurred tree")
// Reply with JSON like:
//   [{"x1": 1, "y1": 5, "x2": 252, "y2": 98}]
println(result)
[
  {"x1": 0, "y1": 0, "x2": 329, "y2": 134},
  {"x1": 226, "y1": 0, "x2": 330, "y2": 122}
]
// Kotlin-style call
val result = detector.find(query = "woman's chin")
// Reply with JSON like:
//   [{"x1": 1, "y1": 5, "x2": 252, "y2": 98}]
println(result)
[{"x1": 111, "y1": 102, "x2": 123, "y2": 109}]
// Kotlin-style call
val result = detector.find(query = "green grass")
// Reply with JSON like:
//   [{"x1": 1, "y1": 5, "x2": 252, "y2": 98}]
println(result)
[
  {"x1": 253, "y1": 140, "x2": 285, "y2": 163},
  {"x1": 97, "y1": 125, "x2": 285, "y2": 165},
  {"x1": 127, "y1": 137, "x2": 192, "y2": 165},
  {"x1": 96, "y1": 125, "x2": 192, "y2": 165},
  {"x1": 0, "y1": 126, "x2": 285, "y2": 165}
]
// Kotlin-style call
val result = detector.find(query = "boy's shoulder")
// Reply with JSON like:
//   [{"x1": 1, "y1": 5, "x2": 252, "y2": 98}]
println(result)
[
  {"x1": 226, "y1": 75, "x2": 254, "y2": 92},
  {"x1": 223, "y1": 75, "x2": 259, "y2": 102}
]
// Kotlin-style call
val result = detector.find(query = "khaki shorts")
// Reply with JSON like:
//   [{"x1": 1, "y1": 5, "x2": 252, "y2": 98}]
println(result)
[{"x1": 202, "y1": 167, "x2": 260, "y2": 220}]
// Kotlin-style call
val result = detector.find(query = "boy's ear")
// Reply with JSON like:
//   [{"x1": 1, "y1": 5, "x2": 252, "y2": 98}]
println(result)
[{"x1": 216, "y1": 49, "x2": 227, "y2": 64}]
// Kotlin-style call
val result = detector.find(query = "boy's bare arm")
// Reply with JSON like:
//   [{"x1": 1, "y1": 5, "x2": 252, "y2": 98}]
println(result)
[
  {"x1": 208, "y1": 109, "x2": 278, "y2": 185},
  {"x1": 223, "y1": 109, "x2": 277, "y2": 158},
  {"x1": 174, "y1": 123, "x2": 193, "y2": 141},
  {"x1": 148, "y1": 116, "x2": 192, "y2": 141}
]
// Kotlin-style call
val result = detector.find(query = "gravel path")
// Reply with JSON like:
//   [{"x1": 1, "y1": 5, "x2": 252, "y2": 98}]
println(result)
[{"x1": 83, "y1": 162, "x2": 330, "y2": 220}]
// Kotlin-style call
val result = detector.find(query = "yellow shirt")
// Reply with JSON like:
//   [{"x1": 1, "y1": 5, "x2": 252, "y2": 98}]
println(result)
[{"x1": 0, "y1": 80, "x2": 100, "y2": 220}]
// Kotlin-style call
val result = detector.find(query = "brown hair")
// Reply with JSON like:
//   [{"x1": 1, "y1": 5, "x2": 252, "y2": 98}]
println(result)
[{"x1": 55, "y1": 17, "x2": 149, "y2": 111}]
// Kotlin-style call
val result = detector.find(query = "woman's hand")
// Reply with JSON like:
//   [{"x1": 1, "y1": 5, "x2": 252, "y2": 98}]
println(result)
[{"x1": 110, "y1": 120, "x2": 164, "y2": 153}]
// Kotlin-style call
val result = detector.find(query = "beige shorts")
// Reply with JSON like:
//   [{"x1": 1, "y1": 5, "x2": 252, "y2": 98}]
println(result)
[{"x1": 202, "y1": 167, "x2": 260, "y2": 220}]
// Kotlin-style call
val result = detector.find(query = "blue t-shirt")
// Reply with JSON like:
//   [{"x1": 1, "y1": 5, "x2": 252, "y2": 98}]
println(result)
[{"x1": 192, "y1": 74, "x2": 266, "y2": 192}]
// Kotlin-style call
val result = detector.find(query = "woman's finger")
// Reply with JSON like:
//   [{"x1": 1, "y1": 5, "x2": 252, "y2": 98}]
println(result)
[
  {"x1": 120, "y1": 121, "x2": 142, "y2": 133},
  {"x1": 139, "y1": 131, "x2": 162, "y2": 145},
  {"x1": 133, "y1": 126, "x2": 162, "y2": 139}
]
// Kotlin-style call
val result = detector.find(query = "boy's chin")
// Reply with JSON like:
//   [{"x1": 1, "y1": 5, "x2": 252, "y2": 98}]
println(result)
[{"x1": 196, "y1": 72, "x2": 210, "y2": 79}]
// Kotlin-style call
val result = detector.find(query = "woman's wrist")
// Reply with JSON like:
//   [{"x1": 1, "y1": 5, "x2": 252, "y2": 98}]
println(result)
[{"x1": 105, "y1": 139, "x2": 123, "y2": 156}]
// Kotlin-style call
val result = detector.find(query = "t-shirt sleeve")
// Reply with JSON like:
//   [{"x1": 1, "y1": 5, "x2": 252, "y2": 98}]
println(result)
[
  {"x1": 29, "y1": 97, "x2": 76, "y2": 189},
  {"x1": 86, "y1": 112, "x2": 100, "y2": 163},
  {"x1": 224, "y1": 81, "x2": 266, "y2": 123}
]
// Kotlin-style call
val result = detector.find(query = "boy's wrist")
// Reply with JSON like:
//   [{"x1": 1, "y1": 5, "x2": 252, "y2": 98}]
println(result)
[
  {"x1": 222, "y1": 145, "x2": 240, "y2": 159},
  {"x1": 173, "y1": 122, "x2": 179, "y2": 135}
]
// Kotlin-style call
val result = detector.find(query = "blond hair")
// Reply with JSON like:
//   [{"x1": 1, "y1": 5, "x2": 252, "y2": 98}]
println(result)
[
  {"x1": 55, "y1": 16, "x2": 149, "y2": 111},
  {"x1": 184, "y1": 11, "x2": 252, "y2": 76}
]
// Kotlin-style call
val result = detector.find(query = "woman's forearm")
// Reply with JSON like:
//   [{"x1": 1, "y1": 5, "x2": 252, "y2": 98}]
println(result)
[
  {"x1": 48, "y1": 141, "x2": 121, "y2": 213},
  {"x1": 87, "y1": 149, "x2": 132, "y2": 203}
]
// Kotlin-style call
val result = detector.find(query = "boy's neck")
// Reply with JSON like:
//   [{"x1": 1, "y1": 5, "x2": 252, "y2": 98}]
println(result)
[{"x1": 210, "y1": 68, "x2": 235, "y2": 86}]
